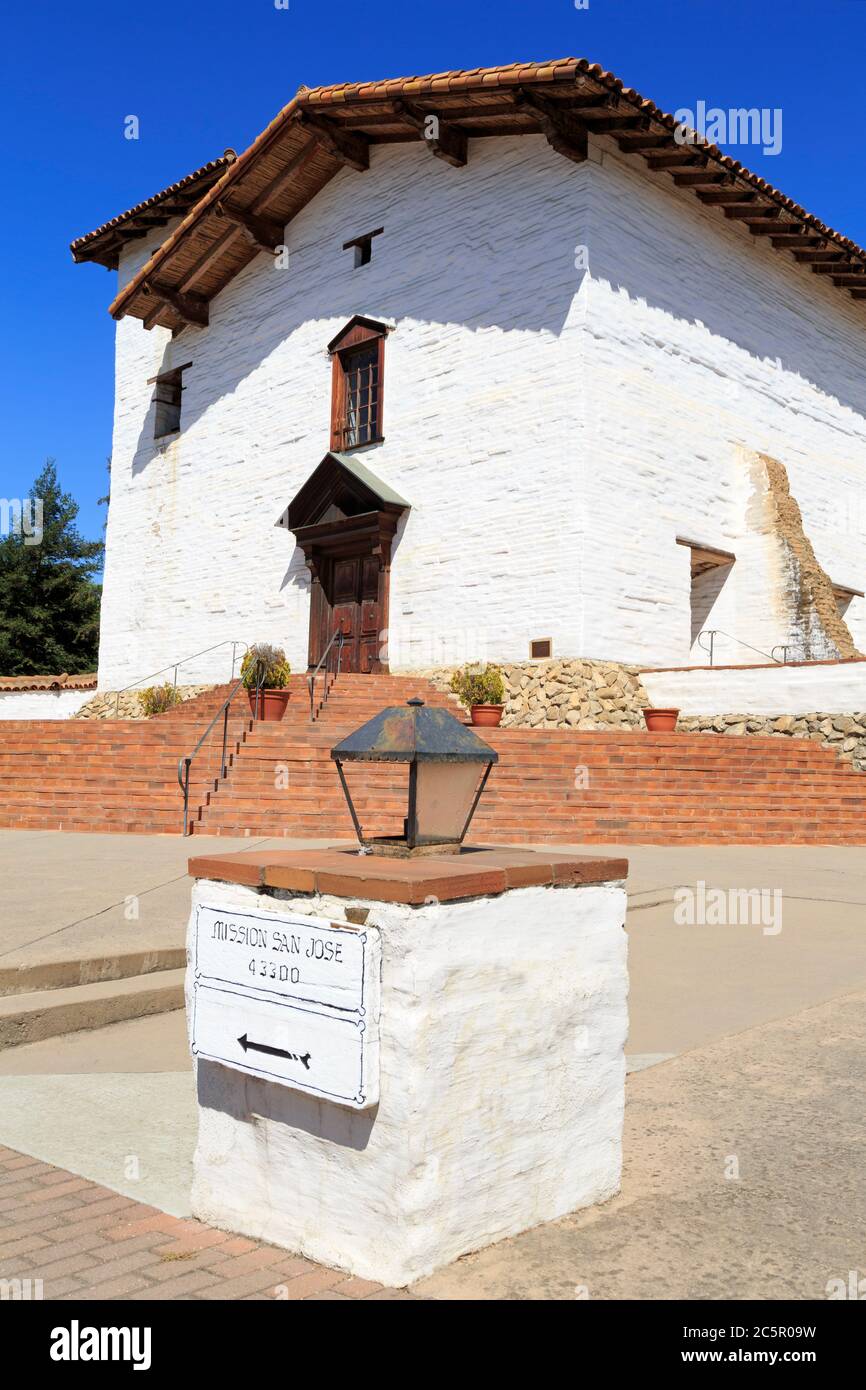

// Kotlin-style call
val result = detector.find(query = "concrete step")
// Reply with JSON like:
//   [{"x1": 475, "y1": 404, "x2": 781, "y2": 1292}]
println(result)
[
  {"x1": 0, "y1": 948, "x2": 187, "y2": 997},
  {"x1": 0, "y1": 968, "x2": 186, "y2": 1049}
]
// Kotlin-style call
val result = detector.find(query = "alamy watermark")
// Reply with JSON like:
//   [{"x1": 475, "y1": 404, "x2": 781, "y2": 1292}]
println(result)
[
  {"x1": 0, "y1": 1277, "x2": 43, "y2": 1300},
  {"x1": 826, "y1": 1269, "x2": 866, "y2": 1299},
  {"x1": 0, "y1": 497, "x2": 43, "y2": 545},
  {"x1": 50, "y1": 1323, "x2": 151, "y2": 1370},
  {"x1": 674, "y1": 881, "x2": 783, "y2": 935},
  {"x1": 674, "y1": 101, "x2": 783, "y2": 157}
]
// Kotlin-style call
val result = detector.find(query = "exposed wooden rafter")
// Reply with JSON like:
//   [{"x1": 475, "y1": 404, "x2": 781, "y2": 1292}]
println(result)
[
  {"x1": 724, "y1": 204, "x2": 780, "y2": 221},
  {"x1": 750, "y1": 222, "x2": 803, "y2": 237},
  {"x1": 175, "y1": 227, "x2": 241, "y2": 294},
  {"x1": 514, "y1": 89, "x2": 588, "y2": 164},
  {"x1": 139, "y1": 282, "x2": 209, "y2": 327},
  {"x1": 248, "y1": 141, "x2": 321, "y2": 214},
  {"x1": 647, "y1": 150, "x2": 708, "y2": 170},
  {"x1": 616, "y1": 132, "x2": 670, "y2": 152},
  {"x1": 697, "y1": 191, "x2": 759, "y2": 206},
  {"x1": 390, "y1": 100, "x2": 468, "y2": 168},
  {"x1": 215, "y1": 201, "x2": 284, "y2": 252},
  {"x1": 671, "y1": 171, "x2": 732, "y2": 187},
  {"x1": 296, "y1": 112, "x2": 370, "y2": 172},
  {"x1": 775, "y1": 236, "x2": 826, "y2": 250}
]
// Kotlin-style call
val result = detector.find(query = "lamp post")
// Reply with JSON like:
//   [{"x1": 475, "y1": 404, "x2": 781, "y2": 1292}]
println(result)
[{"x1": 331, "y1": 698, "x2": 498, "y2": 857}]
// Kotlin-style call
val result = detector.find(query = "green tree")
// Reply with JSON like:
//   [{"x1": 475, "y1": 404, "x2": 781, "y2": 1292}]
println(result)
[{"x1": 0, "y1": 460, "x2": 104, "y2": 675}]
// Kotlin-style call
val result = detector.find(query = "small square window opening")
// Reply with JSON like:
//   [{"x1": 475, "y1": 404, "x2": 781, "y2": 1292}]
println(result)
[{"x1": 148, "y1": 362, "x2": 192, "y2": 439}]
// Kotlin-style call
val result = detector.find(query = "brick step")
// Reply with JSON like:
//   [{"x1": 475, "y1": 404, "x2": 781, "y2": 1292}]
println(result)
[
  {"x1": 0, "y1": 814, "x2": 184, "y2": 834},
  {"x1": 195, "y1": 815, "x2": 866, "y2": 839},
  {"x1": 0, "y1": 724, "x2": 253, "y2": 745},
  {"x1": 211, "y1": 748, "x2": 845, "y2": 773},
  {"x1": 201, "y1": 775, "x2": 866, "y2": 801},
  {"x1": 2, "y1": 727, "x2": 836, "y2": 756},
  {"x1": 219, "y1": 763, "x2": 861, "y2": 787},
  {"x1": 195, "y1": 808, "x2": 866, "y2": 834}
]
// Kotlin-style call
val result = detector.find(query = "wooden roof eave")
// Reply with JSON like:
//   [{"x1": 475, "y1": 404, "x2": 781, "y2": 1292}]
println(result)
[
  {"x1": 70, "y1": 153, "x2": 236, "y2": 270},
  {"x1": 107, "y1": 60, "x2": 866, "y2": 329}
]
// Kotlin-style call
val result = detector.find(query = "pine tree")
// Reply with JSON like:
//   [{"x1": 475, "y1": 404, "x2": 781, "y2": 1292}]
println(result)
[{"x1": 0, "y1": 460, "x2": 104, "y2": 675}]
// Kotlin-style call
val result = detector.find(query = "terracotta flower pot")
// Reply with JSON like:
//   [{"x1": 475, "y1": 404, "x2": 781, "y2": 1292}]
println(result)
[
  {"x1": 470, "y1": 704, "x2": 503, "y2": 727},
  {"x1": 248, "y1": 688, "x2": 291, "y2": 721},
  {"x1": 642, "y1": 707, "x2": 680, "y2": 732}
]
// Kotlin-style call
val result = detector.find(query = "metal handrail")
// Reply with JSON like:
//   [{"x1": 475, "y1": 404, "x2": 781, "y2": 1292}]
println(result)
[
  {"x1": 177, "y1": 675, "x2": 263, "y2": 836},
  {"x1": 697, "y1": 629, "x2": 788, "y2": 668},
  {"x1": 308, "y1": 629, "x2": 345, "y2": 722},
  {"x1": 114, "y1": 640, "x2": 248, "y2": 716}
]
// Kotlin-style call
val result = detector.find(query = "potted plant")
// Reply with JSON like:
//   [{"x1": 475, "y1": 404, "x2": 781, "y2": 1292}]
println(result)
[
  {"x1": 642, "y1": 707, "x2": 680, "y2": 732},
  {"x1": 241, "y1": 644, "x2": 292, "y2": 721},
  {"x1": 449, "y1": 663, "x2": 506, "y2": 727}
]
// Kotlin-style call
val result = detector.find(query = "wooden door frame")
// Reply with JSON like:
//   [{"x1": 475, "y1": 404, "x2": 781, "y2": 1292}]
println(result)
[{"x1": 295, "y1": 511, "x2": 399, "y2": 673}]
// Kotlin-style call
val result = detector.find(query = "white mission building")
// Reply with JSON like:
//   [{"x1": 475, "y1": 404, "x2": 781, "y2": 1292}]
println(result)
[{"x1": 71, "y1": 58, "x2": 866, "y2": 691}]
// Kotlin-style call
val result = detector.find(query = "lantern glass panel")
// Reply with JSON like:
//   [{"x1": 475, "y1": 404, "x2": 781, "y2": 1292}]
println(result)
[{"x1": 414, "y1": 760, "x2": 483, "y2": 844}]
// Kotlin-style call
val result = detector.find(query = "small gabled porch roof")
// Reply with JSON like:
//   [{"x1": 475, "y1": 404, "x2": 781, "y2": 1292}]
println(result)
[{"x1": 276, "y1": 452, "x2": 409, "y2": 535}]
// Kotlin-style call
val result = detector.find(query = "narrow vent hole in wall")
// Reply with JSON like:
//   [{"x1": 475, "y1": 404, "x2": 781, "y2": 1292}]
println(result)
[{"x1": 343, "y1": 227, "x2": 384, "y2": 269}]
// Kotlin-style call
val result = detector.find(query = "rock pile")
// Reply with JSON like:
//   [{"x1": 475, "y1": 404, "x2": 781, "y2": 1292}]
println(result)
[{"x1": 73, "y1": 685, "x2": 215, "y2": 721}]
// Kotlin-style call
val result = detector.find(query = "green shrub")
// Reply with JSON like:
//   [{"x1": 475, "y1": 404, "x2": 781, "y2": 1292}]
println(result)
[
  {"x1": 140, "y1": 682, "x2": 182, "y2": 717},
  {"x1": 241, "y1": 643, "x2": 291, "y2": 691},
  {"x1": 449, "y1": 663, "x2": 506, "y2": 708}
]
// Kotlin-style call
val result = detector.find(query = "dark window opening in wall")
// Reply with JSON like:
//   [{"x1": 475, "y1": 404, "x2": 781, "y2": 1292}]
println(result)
[
  {"x1": 677, "y1": 537, "x2": 736, "y2": 649},
  {"x1": 148, "y1": 362, "x2": 192, "y2": 438},
  {"x1": 328, "y1": 318, "x2": 388, "y2": 451},
  {"x1": 343, "y1": 227, "x2": 383, "y2": 269},
  {"x1": 530, "y1": 638, "x2": 553, "y2": 660},
  {"x1": 832, "y1": 582, "x2": 864, "y2": 620}
]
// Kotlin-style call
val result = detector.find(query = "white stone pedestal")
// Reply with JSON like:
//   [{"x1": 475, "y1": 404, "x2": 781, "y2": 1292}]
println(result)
[{"x1": 186, "y1": 848, "x2": 628, "y2": 1287}]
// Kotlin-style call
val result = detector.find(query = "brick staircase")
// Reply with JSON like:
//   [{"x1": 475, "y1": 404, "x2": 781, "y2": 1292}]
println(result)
[
  {"x1": 0, "y1": 673, "x2": 865, "y2": 844},
  {"x1": 0, "y1": 683, "x2": 247, "y2": 835}
]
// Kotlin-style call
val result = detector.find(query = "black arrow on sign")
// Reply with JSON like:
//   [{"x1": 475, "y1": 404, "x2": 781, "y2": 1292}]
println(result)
[{"x1": 237, "y1": 1034, "x2": 311, "y2": 1070}]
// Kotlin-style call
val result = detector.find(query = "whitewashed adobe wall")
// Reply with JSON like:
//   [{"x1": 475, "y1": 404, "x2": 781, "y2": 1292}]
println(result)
[
  {"x1": 99, "y1": 139, "x2": 592, "y2": 689},
  {"x1": 642, "y1": 659, "x2": 866, "y2": 717},
  {"x1": 581, "y1": 138, "x2": 866, "y2": 665},
  {"x1": 0, "y1": 690, "x2": 92, "y2": 721},
  {"x1": 98, "y1": 132, "x2": 866, "y2": 687},
  {"x1": 189, "y1": 873, "x2": 628, "y2": 1286}
]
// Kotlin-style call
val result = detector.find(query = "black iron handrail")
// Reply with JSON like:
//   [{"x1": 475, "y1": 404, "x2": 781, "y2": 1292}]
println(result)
[
  {"x1": 308, "y1": 629, "x2": 345, "y2": 722},
  {"x1": 697, "y1": 629, "x2": 788, "y2": 668},
  {"x1": 178, "y1": 676, "x2": 263, "y2": 836},
  {"x1": 114, "y1": 640, "x2": 247, "y2": 716}
]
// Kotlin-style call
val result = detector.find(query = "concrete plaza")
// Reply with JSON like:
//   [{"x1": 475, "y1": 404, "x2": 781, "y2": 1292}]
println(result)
[{"x1": 0, "y1": 830, "x2": 864, "y2": 1298}]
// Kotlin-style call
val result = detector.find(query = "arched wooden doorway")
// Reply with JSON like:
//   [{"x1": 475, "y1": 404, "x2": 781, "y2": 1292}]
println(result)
[{"x1": 277, "y1": 452, "x2": 409, "y2": 674}]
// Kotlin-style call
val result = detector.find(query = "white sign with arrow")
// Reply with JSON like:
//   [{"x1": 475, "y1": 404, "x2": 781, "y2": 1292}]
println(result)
[{"x1": 189, "y1": 904, "x2": 380, "y2": 1109}]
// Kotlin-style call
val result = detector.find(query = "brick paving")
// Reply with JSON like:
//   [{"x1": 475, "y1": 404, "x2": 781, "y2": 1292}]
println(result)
[{"x1": 0, "y1": 1145, "x2": 415, "y2": 1300}]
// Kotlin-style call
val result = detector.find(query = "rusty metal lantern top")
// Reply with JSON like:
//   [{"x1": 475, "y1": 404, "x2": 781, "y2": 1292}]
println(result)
[{"x1": 331, "y1": 698, "x2": 498, "y2": 856}]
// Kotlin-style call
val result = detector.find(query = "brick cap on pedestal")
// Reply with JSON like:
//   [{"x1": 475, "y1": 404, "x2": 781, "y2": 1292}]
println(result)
[{"x1": 187, "y1": 846, "x2": 628, "y2": 905}]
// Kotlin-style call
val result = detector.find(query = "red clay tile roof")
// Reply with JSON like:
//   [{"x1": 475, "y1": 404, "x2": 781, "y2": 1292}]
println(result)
[
  {"x1": 70, "y1": 152, "x2": 237, "y2": 269},
  {"x1": 98, "y1": 59, "x2": 866, "y2": 330},
  {"x1": 0, "y1": 674, "x2": 97, "y2": 692}
]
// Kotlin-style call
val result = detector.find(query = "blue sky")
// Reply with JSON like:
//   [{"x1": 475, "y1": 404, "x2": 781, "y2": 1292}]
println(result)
[{"x1": 2, "y1": 0, "x2": 865, "y2": 546}]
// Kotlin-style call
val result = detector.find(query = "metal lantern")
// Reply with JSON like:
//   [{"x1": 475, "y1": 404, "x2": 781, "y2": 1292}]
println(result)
[{"x1": 331, "y1": 698, "x2": 498, "y2": 857}]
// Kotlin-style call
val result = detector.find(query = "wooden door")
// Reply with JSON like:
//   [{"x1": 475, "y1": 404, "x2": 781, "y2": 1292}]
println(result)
[
  {"x1": 328, "y1": 555, "x2": 383, "y2": 674},
  {"x1": 332, "y1": 557, "x2": 362, "y2": 673},
  {"x1": 358, "y1": 556, "x2": 382, "y2": 673}
]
